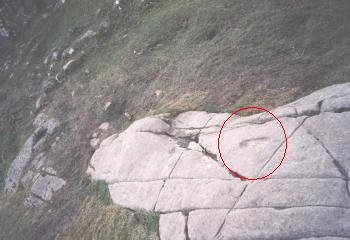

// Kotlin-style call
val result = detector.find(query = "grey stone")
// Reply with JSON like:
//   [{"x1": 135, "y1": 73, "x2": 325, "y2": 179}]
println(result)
[
  {"x1": 125, "y1": 115, "x2": 170, "y2": 134},
  {"x1": 300, "y1": 238, "x2": 350, "y2": 240},
  {"x1": 289, "y1": 82, "x2": 350, "y2": 107},
  {"x1": 90, "y1": 138, "x2": 100, "y2": 149},
  {"x1": 303, "y1": 112, "x2": 350, "y2": 177},
  {"x1": 85, "y1": 83, "x2": 350, "y2": 239},
  {"x1": 20, "y1": 170, "x2": 34, "y2": 188},
  {"x1": 43, "y1": 167, "x2": 57, "y2": 175},
  {"x1": 87, "y1": 132, "x2": 183, "y2": 182},
  {"x1": 217, "y1": 207, "x2": 350, "y2": 240},
  {"x1": 199, "y1": 117, "x2": 301, "y2": 178},
  {"x1": 172, "y1": 111, "x2": 214, "y2": 129},
  {"x1": 321, "y1": 95, "x2": 350, "y2": 113},
  {"x1": 98, "y1": 122, "x2": 109, "y2": 131},
  {"x1": 33, "y1": 113, "x2": 49, "y2": 129},
  {"x1": 31, "y1": 174, "x2": 66, "y2": 201},
  {"x1": 188, "y1": 209, "x2": 229, "y2": 240},
  {"x1": 4, "y1": 135, "x2": 34, "y2": 193},
  {"x1": 35, "y1": 94, "x2": 47, "y2": 110},
  {"x1": 63, "y1": 58, "x2": 81, "y2": 72},
  {"x1": 159, "y1": 212, "x2": 187, "y2": 240},
  {"x1": 32, "y1": 153, "x2": 46, "y2": 170},
  {"x1": 235, "y1": 178, "x2": 350, "y2": 208},
  {"x1": 108, "y1": 181, "x2": 164, "y2": 211},
  {"x1": 260, "y1": 126, "x2": 343, "y2": 179},
  {"x1": 24, "y1": 195, "x2": 44, "y2": 208},
  {"x1": 155, "y1": 179, "x2": 246, "y2": 212}
]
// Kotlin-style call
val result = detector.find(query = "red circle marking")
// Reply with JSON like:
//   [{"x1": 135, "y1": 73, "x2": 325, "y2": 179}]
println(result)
[{"x1": 217, "y1": 106, "x2": 288, "y2": 181}]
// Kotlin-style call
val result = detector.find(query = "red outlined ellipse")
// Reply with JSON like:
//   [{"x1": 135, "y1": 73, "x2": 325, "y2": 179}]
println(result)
[{"x1": 217, "y1": 106, "x2": 288, "y2": 181}]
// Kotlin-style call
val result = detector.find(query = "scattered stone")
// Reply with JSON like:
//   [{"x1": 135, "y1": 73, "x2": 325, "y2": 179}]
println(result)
[
  {"x1": 63, "y1": 59, "x2": 81, "y2": 73},
  {"x1": 104, "y1": 101, "x2": 111, "y2": 111},
  {"x1": 155, "y1": 90, "x2": 162, "y2": 98},
  {"x1": 68, "y1": 48, "x2": 74, "y2": 55},
  {"x1": 33, "y1": 113, "x2": 49, "y2": 128},
  {"x1": 90, "y1": 138, "x2": 100, "y2": 149},
  {"x1": 31, "y1": 174, "x2": 66, "y2": 201},
  {"x1": 43, "y1": 167, "x2": 57, "y2": 175},
  {"x1": 98, "y1": 122, "x2": 109, "y2": 131},
  {"x1": 35, "y1": 94, "x2": 47, "y2": 110},
  {"x1": 52, "y1": 50, "x2": 59, "y2": 61},
  {"x1": 98, "y1": 20, "x2": 111, "y2": 36},
  {"x1": 124, "y1": 112, "x2": 133, "y2": 121},
  {"x1": 24, "y1": 195, "x2": 44, "y2": 208}
]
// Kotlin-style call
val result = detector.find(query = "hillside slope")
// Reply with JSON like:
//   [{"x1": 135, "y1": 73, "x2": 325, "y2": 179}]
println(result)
[{"x1": 1, "y1": 0, "x2": 350, "y2": 239}]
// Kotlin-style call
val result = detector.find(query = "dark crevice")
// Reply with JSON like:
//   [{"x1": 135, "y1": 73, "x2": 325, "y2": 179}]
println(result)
[
  {"x1": 256, "y1": 116, "x2": 308, "y2": 177},
  {"x1": 329, "y1": 107, "x2": 350, "y2": 113},
  {"x1": 182, "y1": 211, "x2": 190, "y2": 240},
  {"x1": 213, "y1": 184, "x2": 249, "y2": 239},
  {"x1": 152, "y1": 179, "x2": 166, "y2": 212}
]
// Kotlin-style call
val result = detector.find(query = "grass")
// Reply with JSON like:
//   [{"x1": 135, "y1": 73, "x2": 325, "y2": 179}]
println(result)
[
  {"x1": 57, "y1": 196, "x2": 159, "y2": 240},
  {"x1": 150, "y1": 91, "x2": 208, "y2": 115},
  {"x1": 85, "y1": 179, "x2": 113, "y2": 205}
]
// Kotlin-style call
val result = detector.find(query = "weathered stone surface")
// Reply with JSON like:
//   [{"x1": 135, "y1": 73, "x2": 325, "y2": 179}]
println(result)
[
  {"x1": 303, "y1": 112, "x2": 350, "y2": 177},
  {"x1": 217, "y1": 207, "x2": 350, "y2": 240},
  {"x1": 159, "y1": 212, "x2": 187, "y2": 240},
  {"x1": 200, "y1": 117, "x2": 301, "y2": 178},
  {"x1": 31, "y1": 174, "x2": 66, "y2": 201},
  {"x1": 235, "y1": 178, "x2": 350, "y2": 208},
  {"x1": 155, "y1": 179, "x2": 245, "y2": 212},
  {"x1": 87, "y1": 132, "x2": 183, "y2": 182},
  {"x1": 172, "y1": 111, "x2": 214, "y2": 129},
  {"x1": 125, "y1": 115, "x2": 170, "y2": 134},
  {"x1": 188, "y1": 209, "x2": 229, "y2": 240},
  {"x1": 86, "y1": 83, "x2": 350, "y2": 240},
  {"x1": 299, "y1": 238, "x2": 350, "y2": 240},
  {"x1": 322, "y1": 95, "x2": 350, "y2": 113},
  {"x1": 289, "y1": 82, "x2": 350, "y2": 107},
  {"x1": 108, "y1": 181, "x2": 164, "y2": 211},
  {"x1": 261, "y1": 126, "x2": 343, "y2": 178}
]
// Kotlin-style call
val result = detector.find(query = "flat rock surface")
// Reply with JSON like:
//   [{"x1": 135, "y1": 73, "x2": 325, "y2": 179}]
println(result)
[{"x1": 88, "y1": 82, "x2": 350, "y2": 239}]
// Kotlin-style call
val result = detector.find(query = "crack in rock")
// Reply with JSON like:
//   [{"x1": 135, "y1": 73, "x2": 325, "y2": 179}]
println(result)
[{"x1": 86, "y1": 82, "x2": 350, "y2": 239}]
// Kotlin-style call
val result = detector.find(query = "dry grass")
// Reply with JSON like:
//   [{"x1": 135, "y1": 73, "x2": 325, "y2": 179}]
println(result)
[{"x1": 57, "y1": 196, "x2": 159, "y2": 240}]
